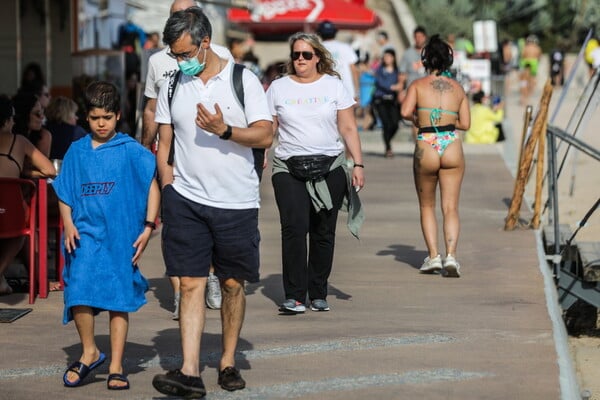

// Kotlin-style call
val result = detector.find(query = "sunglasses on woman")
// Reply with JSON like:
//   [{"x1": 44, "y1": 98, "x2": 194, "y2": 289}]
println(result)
[{"x1": 291, "y1": 51, "x2": 315, "y2": 61}]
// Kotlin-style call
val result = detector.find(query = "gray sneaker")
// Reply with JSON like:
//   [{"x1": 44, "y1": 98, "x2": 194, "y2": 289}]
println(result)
[
  {"x1": 205, "y1": 272, "x2": 222, "y2": 310},
  {"x1": 442, "y1": 255, "x2": 461, "y2": 278},
  {"x1": 310, "y1": 299, "x2": 330, "y2": 311},
  {"x1": 419, "y1": 255, "x2": 442, "y2": 273},
  {"x1": 279, "y1": 299, "x2": 306, "y2": 313},
  {"x1": 172, "y1": 292, "x2": 180, "y2": 320}
]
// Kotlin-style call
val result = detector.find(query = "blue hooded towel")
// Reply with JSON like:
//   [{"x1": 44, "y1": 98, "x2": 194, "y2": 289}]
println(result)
[{"x1": 52, "y1": 133, "x2": 155, "y2": 324}]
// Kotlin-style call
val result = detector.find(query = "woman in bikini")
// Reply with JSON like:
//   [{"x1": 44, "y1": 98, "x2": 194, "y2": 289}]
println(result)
[
  {"x1": 0, "y1": 94, "x2": 55, "y2": 294},
  {"x1": 401, "y1": 34, "x2": 470, "y2": 277}
]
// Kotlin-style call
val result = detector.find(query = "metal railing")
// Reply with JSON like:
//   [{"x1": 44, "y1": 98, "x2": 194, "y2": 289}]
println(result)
[{"x1": 545, "y1": 68, "x2": 600, "y2": 310}]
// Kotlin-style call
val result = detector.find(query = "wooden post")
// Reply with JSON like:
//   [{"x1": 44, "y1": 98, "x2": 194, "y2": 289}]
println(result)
[
  {"x1": 531, "y1": 117, "x2": 547, "y2": 229},
  {"x1": 518, "y1": 105, "x2": 533, "y2": 167},
  {"x1": 505, "y1": 80, "x2": 553, "y2": 230}
]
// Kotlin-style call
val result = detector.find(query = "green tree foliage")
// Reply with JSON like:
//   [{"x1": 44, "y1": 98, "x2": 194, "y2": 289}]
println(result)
[{"x1": 405, "y1": 0, "x2": 599, "y2": 51}]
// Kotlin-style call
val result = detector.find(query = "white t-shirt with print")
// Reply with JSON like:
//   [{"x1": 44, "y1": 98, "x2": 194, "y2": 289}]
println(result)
[
  {"x1": 323, "y1": 40, "x2": 359, "y2": 97},
  {"x1": 266, "y1": 74, "x2": 355, "y2": 160},
  {"x1": 155, "y1": 60, "x2": 272, "y2": 209},
  {"x1": 144, "y1": 44, "x2": 233, "y2": 99}
]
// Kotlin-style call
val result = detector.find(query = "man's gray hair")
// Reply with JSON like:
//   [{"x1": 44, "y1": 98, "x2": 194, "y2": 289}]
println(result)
[{"x1": 162, "y1": 7, "x2": 211, "y2": 47}]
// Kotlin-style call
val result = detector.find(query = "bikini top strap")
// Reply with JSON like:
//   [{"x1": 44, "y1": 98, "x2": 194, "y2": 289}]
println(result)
[
  {"x1": 417, "y1": 107, "x2": 458, "y2": 134},
  {"x1": 0, "y1": 134, "x2": 22, "y2": 174},
  {"x1": 8, "y1": 133, "x2": 17, "y2": 154},
  {"x1": 416, "y1": 107, "x2": 458, "y2": 115}
]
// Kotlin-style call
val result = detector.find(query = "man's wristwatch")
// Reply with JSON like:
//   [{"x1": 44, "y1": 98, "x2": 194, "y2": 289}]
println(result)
[{"x1": 220, "y1": 125, "x2": 232, "y2": 140}]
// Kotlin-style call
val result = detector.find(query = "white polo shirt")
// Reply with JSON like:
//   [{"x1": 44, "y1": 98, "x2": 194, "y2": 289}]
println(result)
[{"x1": 155, "y1": 60, "x2": 272, "y2": 209}]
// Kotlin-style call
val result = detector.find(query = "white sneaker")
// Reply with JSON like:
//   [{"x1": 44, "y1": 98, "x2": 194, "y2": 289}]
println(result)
[
  {"x1": 419, "y1": 255, "x2": 442, "y2": 273},
  {"x1": 172, "y1": 292, "x2": 180, "y2": 320},
  {"x1": 442, "y1": 255, "x2": 461, "y2": 278},
  {"x1": 205, "y1": 272, "x2": 222, "y2": 310}
]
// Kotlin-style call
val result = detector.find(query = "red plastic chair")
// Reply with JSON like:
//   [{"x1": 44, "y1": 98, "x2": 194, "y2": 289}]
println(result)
[
  {"x1": 48, "y1": 211, "x2": 64, "y2": 290},
  {"x1": 0, "y1": 177, "x2": 38, "y2": 303}
]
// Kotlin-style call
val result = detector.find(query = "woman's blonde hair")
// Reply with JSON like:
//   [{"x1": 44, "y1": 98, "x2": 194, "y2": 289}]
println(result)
[
  {"x1": 285, "y1": 32, "x2": 340, "y2": 78},
  {"x1": 45, "y1": 96, "x2": 78, "y2": 124}
]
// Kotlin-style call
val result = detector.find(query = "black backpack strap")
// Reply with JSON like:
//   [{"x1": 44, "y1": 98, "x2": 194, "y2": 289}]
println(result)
[
  {"x1": 232, "y1": 63, "x2": 245, "y2": 109},
  {"x1": 167, "y1": 70, "x2": 181, "y2": 166},
  {"x1": 232, "y1": 64, "x2": 264, "y2": 181}
]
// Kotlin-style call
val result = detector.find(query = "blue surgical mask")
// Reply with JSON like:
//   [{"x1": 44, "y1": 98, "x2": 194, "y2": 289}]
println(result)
[{"x1": 178, "y1": 48, "x2": 206, "y2": 76}]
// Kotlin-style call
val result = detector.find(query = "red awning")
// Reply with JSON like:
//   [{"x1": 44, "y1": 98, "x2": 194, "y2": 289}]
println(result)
[{"x1": 228, "y1": 0, "x2": 381, "y2": 38}]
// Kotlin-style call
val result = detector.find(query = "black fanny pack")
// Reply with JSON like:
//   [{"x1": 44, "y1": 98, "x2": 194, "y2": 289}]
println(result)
[{"x1": 284, "y1": 155, "x2": 337, "y2": 181}]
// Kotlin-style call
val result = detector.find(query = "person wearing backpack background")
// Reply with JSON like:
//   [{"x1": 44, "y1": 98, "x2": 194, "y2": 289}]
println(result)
[{"x1": 151, "y1": 7, "x2": 272, "y2": 398}]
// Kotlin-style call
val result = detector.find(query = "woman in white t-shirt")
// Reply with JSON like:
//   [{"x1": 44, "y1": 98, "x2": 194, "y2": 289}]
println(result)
[{"x1": 266, "y1": 32, "x2": 364, "y2": 314}]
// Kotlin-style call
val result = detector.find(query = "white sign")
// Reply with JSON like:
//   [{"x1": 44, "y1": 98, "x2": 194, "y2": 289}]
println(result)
[
  {"x1": 460, "y1": 58, "x2": 492, "y2": 94},
  {"x1": 473, "y1": 20, "x2": 497, "y2": 53},
  {"x1": 251, "y1": 0, "x2": 324, "y2": 21}
]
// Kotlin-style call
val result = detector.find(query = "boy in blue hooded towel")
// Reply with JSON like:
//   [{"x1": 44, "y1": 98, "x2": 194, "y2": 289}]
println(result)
[{"x1": 52, "y1": 81, "x2": 160, "y2": 390}]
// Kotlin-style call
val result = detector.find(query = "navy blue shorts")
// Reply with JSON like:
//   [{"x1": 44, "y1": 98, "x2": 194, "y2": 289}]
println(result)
[{"x1": 160, "y1": 185, "x2": 260, "y2": 282}]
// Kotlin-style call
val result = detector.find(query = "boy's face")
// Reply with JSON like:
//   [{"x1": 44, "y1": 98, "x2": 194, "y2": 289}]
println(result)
[{"x1": 87, "y1": 107, "x2": 119, "y2": 143}]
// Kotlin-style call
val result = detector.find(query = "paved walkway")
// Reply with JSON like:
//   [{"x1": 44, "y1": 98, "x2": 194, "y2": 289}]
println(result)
[{"x1": 1, "y1": 122, "x2": 570, "y2": 399}]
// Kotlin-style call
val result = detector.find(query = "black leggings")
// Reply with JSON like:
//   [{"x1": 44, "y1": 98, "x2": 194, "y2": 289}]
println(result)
[
  {"x1": 373, "y1": 98, "x2": 400, "y2": 151},
  {"x1": 271, "y1": 167, "x2": 347, "y2": 302}
]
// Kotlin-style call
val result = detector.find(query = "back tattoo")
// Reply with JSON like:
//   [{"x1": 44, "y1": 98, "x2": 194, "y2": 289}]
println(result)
[{"x1": 431, "y1": 79, "x2": 452, "y2": 92}]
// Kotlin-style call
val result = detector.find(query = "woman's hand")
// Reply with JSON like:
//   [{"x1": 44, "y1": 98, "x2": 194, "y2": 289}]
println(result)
[{"x1": 352, "y1": 165, "x2": 365, "y2": 192}]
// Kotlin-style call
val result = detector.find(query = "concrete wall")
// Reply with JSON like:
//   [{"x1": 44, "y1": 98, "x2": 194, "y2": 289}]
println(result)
[
  {"x1": 49, "y1": 3, "x2": 73, "y2": 91},
  {"x1": 0, "y1": 0, "x2": 73, "y2": 96},
  {"x1": 0, "y1": 1, "x2": 19, "y2": 95}
]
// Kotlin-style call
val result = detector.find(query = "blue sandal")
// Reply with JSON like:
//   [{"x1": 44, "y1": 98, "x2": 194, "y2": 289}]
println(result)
[
  {"x1": 107, "y1": 373, "x2": 130, "y2": 390},
  {"x1": 63, "y1": 352, "x2": 106, "y2": 387}
]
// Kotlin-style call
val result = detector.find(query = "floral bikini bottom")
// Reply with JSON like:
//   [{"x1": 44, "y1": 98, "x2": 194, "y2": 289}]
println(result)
[{"x1": 417, "y1": 125, "x2": 458, "y2": 156}]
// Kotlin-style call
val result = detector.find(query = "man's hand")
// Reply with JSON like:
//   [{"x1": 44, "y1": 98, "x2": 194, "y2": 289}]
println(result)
[{"x1": 195, "y1": 103, "x2": 227, "y2": 137}]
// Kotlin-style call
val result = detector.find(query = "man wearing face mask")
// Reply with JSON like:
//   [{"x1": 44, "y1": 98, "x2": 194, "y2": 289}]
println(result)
[
  {"x1": 143, "y1": 0, "x2": 233, "y2": 321},
  {"x1": 151, "y1": 7, "x2": 273, "y2": 399}
]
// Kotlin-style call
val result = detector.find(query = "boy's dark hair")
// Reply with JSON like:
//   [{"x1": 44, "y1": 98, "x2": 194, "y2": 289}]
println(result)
[
  {"x1": 421, "y1": 34, "x2": 453, "y2": 74},
  {"x1": 0, "y1": 94, "x2": 14, "y2": 128},
  {"x1": 378, "y1": 31, "x2": 388, "y2": 40},
  {"x1": 85, "y1": 81, "x2": 121, "y2": 114},
  {"x1": 414, "y1": 26, "x2": 427, "y2": 36},
  {"x1": 163, "y1": 7, "x2": 211, "y2": 47}
]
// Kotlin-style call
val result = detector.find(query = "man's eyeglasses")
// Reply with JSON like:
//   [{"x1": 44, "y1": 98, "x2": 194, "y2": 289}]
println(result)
[
  {"x1": 291, "y1": 51, "x2": 315, "y2": 61},
  {"x1": 167, "y1": 46, "x2": 200, "y2": 61}
]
